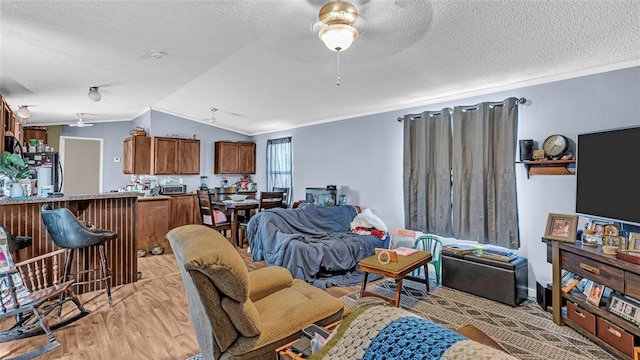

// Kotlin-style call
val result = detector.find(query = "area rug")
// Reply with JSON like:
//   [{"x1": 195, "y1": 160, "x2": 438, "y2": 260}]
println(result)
[{"x1": 342, "y1": 279, "x2": 618, "y2": 360}]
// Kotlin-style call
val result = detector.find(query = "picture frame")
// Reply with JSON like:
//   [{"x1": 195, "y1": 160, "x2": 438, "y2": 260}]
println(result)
[
  {"x1": 607, "y1": 292, "x2": 640, "y2": 326},
  {"x1": 589, "y1": 219, "x2": 610, "y2": 237},
  {"x1": 628, "y1": 232, "x2": 640, "y2": 251},
  {"x1": 604, "y1": 224, "x2": 620, "y2": 236},
  {"x1": 587, "y1": 282, "x2": 605, "y2": 306},
  {"x1": 544, "y1": 213, "x2": 578, "y2": 242}
]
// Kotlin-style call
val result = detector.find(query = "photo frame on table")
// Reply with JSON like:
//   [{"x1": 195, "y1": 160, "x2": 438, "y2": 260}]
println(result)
[
  {"x1": 604, "y1": 224, "x2": 620, "y2": 237},
  {"x1": 587, "y1": 282, "x2": 605, "y2": 306},
  {"x1": 607, "y1": 292, "x2": 640, "y2": 326},
  {"x1": 544, "y1": 213, "x2": 578, "y2": 242},
  {"x1": 628, "y1": 232, "x2": 640, "y2": 251},
  {"x1": 589, "y1": 220, "x2": 610, "y2": 237}
]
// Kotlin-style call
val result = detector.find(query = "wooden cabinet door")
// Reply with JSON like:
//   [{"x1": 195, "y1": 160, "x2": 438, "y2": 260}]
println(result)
[
  {"x1": 178, "y1": 139, "x2": 200, "y2": 174},
  {"x1": 237, "y1": 142, "x2": 256, "y2": 174},
  {"x1": 171, "y1": 195, "x2": 196, "y2": 229},
  {"x1": 137, "y1": 199, "x2": 171, "y2": 253},
  {"x1": 152, "y1": 137, "x2": 179, "y2": 174},
  {"x1": 123, "y1": 136, "x2": 151, "y2": 174},
  {"x1": 214, "y1": 141, "x2": 239, "y2": 174},
  {"x1": 23, "y1": 127, "x2": 48, "y2": 145}
]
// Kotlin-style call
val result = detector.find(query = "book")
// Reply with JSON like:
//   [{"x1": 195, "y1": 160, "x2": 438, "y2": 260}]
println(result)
[
  {"x1": 562, "y1": 275, "x2": 583, "y2": 293},
  {"x1": 477, "y1": 252, "x2": 517, "y2": 263},
  {"x1": 481, "y1": 247, "x2": 515, "y2": 257},
  {"x1": 394, "y1": 247, "x2": 418, "y2": 256},
  {"x1": 443, "y1": 244, "x2": 481, "y2": 256}
]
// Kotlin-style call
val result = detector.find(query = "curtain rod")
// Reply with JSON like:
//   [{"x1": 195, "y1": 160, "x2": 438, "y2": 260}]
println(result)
[{"x1": 397, "y1": 97, "x2": 527, "y2": 122}]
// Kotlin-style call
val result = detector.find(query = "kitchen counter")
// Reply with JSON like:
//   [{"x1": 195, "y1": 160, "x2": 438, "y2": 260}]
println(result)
[
  {"x1": 137, "y1": 195, "x2": 171, "y2": 202},
  {"x1": 0, "y1": 192, "x2": 139, "y2": 294},
  {"x1": 0, "y1": 191, "x2": 140, "y2": 204}
]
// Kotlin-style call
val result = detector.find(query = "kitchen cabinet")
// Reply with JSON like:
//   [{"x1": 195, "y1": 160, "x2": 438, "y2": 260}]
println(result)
[
  {"x1": 137, "y1": 196, "x2": 171, "y2": 253},
  {"x1": 23, "y1": 126, "x2": 48, "y2": 146},
  {"x1": 151, "y1": 137, "x2": 200, "y2": 175},
  {"x1": 123, "y1": 136, "x2": 151, "y2": 174},
  {"x1": 170, "y1": 194, "x2": 198, "y2": 229},
  {"x1": 178, "y1": 139, "x2": 200, "y2": 174},
  {"x1": 123, "y1": 136, "x2": 199, "y2": 175},
  {"x1": 214, "y1": 141, "x2": 256, "y2": 174}
]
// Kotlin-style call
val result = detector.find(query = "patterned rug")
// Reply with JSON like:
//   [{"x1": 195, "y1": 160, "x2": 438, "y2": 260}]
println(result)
[
  {"x1": 341, "y1": 279, "x2": 618, "y2": 360},
  {"x1": 186, "y1": 280, "x2": 618, "y2": 360}
]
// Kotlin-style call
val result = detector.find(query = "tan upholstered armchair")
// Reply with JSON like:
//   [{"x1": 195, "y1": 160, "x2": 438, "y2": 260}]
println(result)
[{"x1": 167, "y1": 225, "x2": 344, "y2": 360}]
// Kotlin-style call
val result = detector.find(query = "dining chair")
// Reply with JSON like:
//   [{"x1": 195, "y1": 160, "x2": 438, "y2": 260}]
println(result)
[
  {"x1": 272, "y1": 187, "x2": 290, "y2": 208},
  {"x1": 196, "y1": 190, "x2": 232, "y2": 239},
  {"x1": 259, "y1": 191, "x2": 286, "y2": 211},
  {"x1": 411, "y1": 235, "x2": 444, "y2": 285}
]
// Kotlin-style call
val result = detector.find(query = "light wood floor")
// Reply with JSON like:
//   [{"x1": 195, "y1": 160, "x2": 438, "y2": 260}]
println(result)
[{"x1": 0, "y1": 247, "x2": 360, "y2": 359}]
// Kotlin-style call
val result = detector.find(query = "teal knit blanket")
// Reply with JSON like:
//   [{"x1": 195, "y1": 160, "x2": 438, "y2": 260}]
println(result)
[{"x1": 310, "y1": 305, "x2": 517, "y2": 360}]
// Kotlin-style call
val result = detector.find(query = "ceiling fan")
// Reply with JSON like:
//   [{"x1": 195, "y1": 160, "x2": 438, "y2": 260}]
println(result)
[{"x1": 68, "y1": 113, "x2": 94, "y2": 127}]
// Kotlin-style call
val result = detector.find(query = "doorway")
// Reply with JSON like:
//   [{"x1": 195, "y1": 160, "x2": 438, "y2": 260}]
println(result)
[{"x1": 59, "y1": 137, "x2": 103, "y2": 195}]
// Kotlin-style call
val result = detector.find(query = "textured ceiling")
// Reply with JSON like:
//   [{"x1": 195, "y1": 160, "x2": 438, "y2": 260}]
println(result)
[{"x1": 1, "y1": 0, "x2": 639, "y2": 135}]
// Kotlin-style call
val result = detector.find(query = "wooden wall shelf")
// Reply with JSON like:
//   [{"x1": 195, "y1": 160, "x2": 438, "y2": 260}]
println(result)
[{"x1": 516, "y1": 159, "x2": 576, "y2": 179}]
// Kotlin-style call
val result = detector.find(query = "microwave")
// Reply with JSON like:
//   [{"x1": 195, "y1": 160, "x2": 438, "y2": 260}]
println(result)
[{"x1": 160, "y1": 185, "x2": 187, "y2": 195}]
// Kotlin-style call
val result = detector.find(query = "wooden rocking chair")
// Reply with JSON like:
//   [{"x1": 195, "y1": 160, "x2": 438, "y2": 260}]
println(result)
[{"x1": 1, "y1": 228, "x2": 90, "y2": 360}]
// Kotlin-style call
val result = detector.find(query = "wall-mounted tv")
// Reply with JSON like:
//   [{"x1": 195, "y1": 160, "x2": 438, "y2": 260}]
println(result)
[{"x1": 576, "y1": 126, "x2": 640, "y2": 225}]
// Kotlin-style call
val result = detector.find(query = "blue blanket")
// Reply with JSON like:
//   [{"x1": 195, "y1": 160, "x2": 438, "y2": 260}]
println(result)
[
  {"x1": 310, "y1": 305, "x2": 516, "y2": 360},
  {"x1": 247, "y1": 204, "x2": 389, "y2": 288}
]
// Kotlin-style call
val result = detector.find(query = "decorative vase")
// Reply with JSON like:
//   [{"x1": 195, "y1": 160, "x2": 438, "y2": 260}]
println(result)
[{"x1": 10, "y1": 182, "x2": 24, "y2": 198}]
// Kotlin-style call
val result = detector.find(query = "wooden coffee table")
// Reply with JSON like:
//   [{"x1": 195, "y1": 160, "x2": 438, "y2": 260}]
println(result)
[{"x1": 357, "y1": 250, "x2": 432, "y2": 307}]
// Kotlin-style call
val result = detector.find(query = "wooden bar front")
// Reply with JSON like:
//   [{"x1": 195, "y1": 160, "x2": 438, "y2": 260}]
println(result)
[{"x1": 0, "y1": 193, "x2": 138, "y2": 295}]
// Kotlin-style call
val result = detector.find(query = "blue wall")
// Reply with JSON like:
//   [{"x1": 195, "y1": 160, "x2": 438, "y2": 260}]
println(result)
[{"x1": 63, "y1": 65, "x2": 640, "y2": 289}]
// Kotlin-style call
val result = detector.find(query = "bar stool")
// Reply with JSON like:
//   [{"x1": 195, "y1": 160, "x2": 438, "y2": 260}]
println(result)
[{"x1": 40, "y1": 204, "x2": 117, "y2": 308}]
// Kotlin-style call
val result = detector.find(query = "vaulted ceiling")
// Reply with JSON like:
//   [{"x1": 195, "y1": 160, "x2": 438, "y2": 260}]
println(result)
[{"x1": 2, "y1": 1, "x2": 639, "y2": 135}]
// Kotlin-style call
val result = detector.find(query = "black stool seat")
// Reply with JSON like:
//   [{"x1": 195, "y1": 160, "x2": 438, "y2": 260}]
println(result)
[{"x1": 40, "y1": 204, "x2": 117, "y2": 307}]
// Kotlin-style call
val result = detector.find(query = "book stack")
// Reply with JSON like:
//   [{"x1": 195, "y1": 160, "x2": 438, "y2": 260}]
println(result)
[
  {"x1": 443, "y1": 244, "x2": 481, "y2": 256},
  {"x1": 477, "y1": 247, "x2": 517, "y2": 262}
]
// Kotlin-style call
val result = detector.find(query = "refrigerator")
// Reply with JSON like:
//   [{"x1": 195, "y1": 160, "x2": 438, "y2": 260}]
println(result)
[{"x1": 23, "y1": 152, "x2": 63, "y2": 193}]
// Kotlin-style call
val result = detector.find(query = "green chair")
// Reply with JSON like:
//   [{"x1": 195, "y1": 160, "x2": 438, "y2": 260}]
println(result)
[{"x1": 411, "y1": 235, "x2": 444, "y2": 285}]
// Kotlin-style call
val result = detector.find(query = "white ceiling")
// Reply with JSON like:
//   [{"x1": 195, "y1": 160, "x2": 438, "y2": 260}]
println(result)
[{"x1": 1, "y1": 0, "x2": 639, "y2": 135}]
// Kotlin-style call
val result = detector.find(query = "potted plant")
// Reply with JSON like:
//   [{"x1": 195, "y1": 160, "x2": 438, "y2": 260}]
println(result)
[{"x1": 0, "y1": 151, "x2": 31, "y2": 198}]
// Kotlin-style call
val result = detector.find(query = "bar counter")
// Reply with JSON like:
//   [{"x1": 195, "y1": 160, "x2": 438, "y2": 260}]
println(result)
[{"x1": 0, "y1": 192, "x2": 139, "y2": 294}]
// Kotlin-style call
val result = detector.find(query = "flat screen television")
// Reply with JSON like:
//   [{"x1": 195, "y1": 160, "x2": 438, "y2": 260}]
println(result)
[{"x1": 576, "y1": 126, "x2": 640, "y2": 225}]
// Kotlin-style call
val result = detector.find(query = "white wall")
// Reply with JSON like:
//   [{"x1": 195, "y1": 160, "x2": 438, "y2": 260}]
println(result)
[{"x1": 253, "y1": 65, "x2": 640, "y2": 292}]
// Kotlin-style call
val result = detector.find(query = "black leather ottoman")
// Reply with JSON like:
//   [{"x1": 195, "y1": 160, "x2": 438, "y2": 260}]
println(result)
[{"x1": 442, "y1": 253, "x2": 528, "y2": 306}]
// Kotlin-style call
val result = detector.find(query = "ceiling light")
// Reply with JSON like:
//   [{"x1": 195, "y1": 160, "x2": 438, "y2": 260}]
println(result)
[
  {"x1": 313, "y1": 0, "x2": 366, "y2": 52},
  {"x1": 88, "y1": 86, "x2": 102, "y2": 102},
  {"x1": 210, "y1": 108, "x2": 218, "y2": 123},
  {"x1": 16, "y1": 105, "x2": 31, "y2": 119},
  {"x1": 311, "y1": 0, "x2": 367, "y2": 85},
  {"x1": 148, "y1": 51, "x2": 165, "y2": 59}
]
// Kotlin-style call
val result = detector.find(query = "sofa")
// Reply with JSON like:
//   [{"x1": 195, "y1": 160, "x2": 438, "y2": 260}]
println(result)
[
  {"x1": 247, "y1": 204, "x2": 390, "y2": 288},
  {"x1": 167, "y1": 225, "x2": 344, "y2": 360}
]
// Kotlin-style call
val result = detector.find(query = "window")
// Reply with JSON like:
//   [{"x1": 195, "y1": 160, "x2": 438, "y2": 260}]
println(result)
[{"x1": 266, "y1": 137, "x2": 292, "y2": 193}]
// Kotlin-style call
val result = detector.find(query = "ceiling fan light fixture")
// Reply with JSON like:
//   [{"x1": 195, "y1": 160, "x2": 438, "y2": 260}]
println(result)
[
  {"x1": 314, "y1": 0, "x2": 365, "y2": 52},
  {"x1": 319, "y1": 24, "x2": 358, "y2": 52},
  {"x1": 88, "y1": 86, "x2": 102, "y2": 102},
  {"x1": 16, "y1": 105, "x2": 31, "y2": 119}
]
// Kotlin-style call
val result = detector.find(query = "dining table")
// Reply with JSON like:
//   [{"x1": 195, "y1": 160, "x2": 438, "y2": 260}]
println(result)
[{"x1": 211, "y1": 198, "x2": 259, "y2": 247}]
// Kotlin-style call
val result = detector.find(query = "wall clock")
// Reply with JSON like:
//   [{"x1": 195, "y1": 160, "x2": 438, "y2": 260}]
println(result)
[{"x1": 542, "y1": 134, "x2": 568, "y2": 158}]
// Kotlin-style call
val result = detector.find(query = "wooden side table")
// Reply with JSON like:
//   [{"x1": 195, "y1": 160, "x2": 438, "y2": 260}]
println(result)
[
  {"x1": 275, "y1": 321, "x2": 341, "y2": 360},
  {"x1": 357, "y1": 250, "x2": 432, "y2": 307}
]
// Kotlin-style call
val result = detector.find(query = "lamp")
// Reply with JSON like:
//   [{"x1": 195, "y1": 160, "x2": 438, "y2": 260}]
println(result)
[
  {"x1": 88, "y1": 86, "x2": 102, "y2": 102},
  {"x1": 312, "y1": 0, "x2": 367, "y2": 84},
  {"x1": 16, "y1": 105, "x2": 31, "y2": 119}
]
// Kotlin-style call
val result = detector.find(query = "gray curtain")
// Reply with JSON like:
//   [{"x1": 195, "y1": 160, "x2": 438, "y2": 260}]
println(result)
[
  {"x1": 403, "y1": 109, "x2": 452, "y2": 236},
  {"x1": 451, "y1": 97, "x2": 519, "y2": 248}
]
